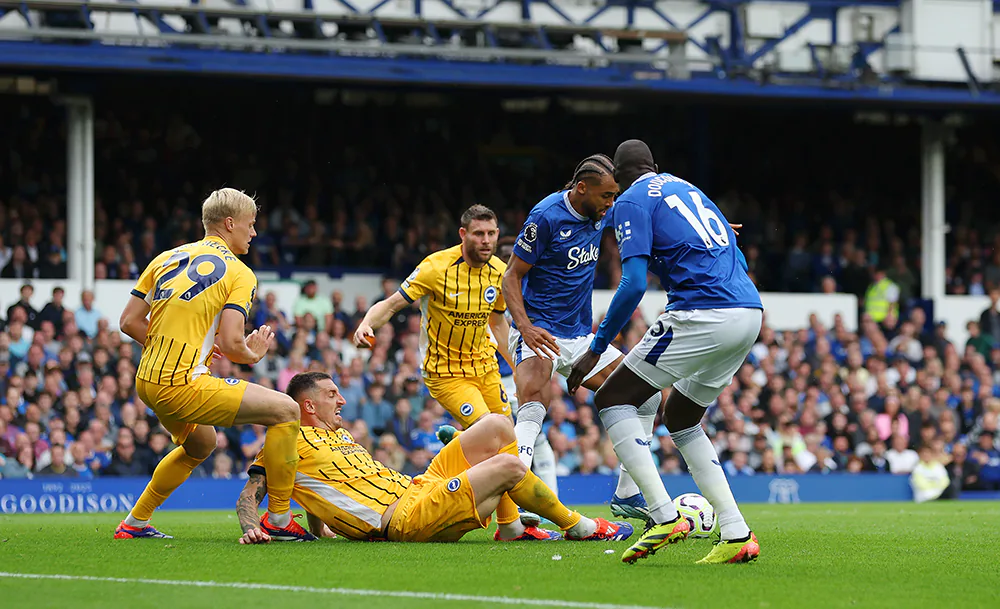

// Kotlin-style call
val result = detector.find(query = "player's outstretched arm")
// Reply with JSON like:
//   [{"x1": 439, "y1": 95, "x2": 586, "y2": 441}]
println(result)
[
  {"x1": 354, "y1": 291, "x2": 408, "y2": 347},
  {"x1": 502, "y1": 254, "x2": 559, "y2": 359},
  {"x1": 119, "y1": 296, "x2": 151, "y2": 346},
  {"x1": 237, "y1": 471, "x2": 271, "y2": 544}
]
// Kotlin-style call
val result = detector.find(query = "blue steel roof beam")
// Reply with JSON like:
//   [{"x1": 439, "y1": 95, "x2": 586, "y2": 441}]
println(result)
[
  {"x1": 583, "y1": 3, "x2": 609, "y2": 24},
  {"x1": 957, "y1": 46, "x2": 982, "y2": 96},
  {"x1": 472, "y1": 0, "x2": 504, "y2": 20},
  {"x1": 425, "y1": 20, "x2": 441, "y2": 44},
  {"x1": 650, "y1": 4, "x2": 713, "y2": 55},
  {"x1": 8, "y1": 38, "x2": 1000, "y2": 106},
  {"x1": 18, "y1": 1, "x2": 32, "y2": 26},
  {"x1": 370, "y1": 18, "x2": 386, "y2": 42},
  {"x1": 540, "y1": 0, "x2": 572, "y2": 25},
  {"x1": 366, "y1": 0, "x2": 394, "y2": 14},
  {"x1": 710, "y1": 0, "x2": 898, "y2": 7},
  {"x1": 119, "y1": 0, "x2": 179, "y2": 34},
  {"x1": 80, "y1": 2, "x2": 94, "y2": 29},
  {"x1": 437, "y1": 0, "x2": 468, "y2": 19},
  {"x1": 742, "y1": 8, "x2": 816, "y2": 67},
  {"x1": 807, "y1": 42, "x2": 825, "y2": 78},
  {"x1": 536, "y1": 25, "x2": 552, "y2": 50}
]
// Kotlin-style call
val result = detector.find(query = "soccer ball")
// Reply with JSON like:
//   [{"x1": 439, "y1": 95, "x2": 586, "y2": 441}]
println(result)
[{"x1": 674, "y1": 493, "x2": 717, "y2": 538}]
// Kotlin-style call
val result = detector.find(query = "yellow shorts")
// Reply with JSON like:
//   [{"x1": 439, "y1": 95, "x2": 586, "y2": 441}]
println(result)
[
  {"x1": 423, "y1": 368, "x2": 510, "y2": 428},
  {"x1": 386, "y1": 438, "x2": 487, "y2": 542},
  {"x1": 136, "y1": 375, "x2": 248, "y2": 445}
]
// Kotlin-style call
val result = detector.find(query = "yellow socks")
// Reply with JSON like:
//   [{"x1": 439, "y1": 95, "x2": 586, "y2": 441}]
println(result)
[
  {"x1": 495, "y1": 493, "x2": 520, "y2": 525},
  {"x1": 129, "y1": 446, "x2": 204, "y2": 522},
  {"x1": 500, "y1": 441, "x2": 582, "y2": 530},
  {"x1": 262, "y1": 420, "x2": 300, "y2": 514}
]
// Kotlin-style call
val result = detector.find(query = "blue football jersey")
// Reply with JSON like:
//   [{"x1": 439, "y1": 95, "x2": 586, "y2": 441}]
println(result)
[
  {"x1": 512, "y1": 191, "x2": 604, "y2": 339},
  {"x1": 613, "y1": 173, "x2": 762, "y2": 312}
]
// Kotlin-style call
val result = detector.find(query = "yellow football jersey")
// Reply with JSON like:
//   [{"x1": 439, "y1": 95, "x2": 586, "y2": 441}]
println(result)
[
  {"x1": 399, "y1": 244, "x2": 507, "y2": 378},
  {"x1": 251, "y1": 426, "x2": 411, "y2": 540},
  {"x1": 131, "y1": 236, "x2": 257, "y2": 386}
]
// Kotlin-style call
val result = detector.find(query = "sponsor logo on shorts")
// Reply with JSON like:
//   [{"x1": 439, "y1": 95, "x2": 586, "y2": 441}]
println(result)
[
  {"x1": 649, "y1": 321, "x2": 665, "y2": 337},
  {"x1": 635, "y1": 438, "x2": 651, "y2": 447},
  {"x1": 224, "y1": 378, "x2": 240, "y2": 386},
  {"x1": 446, "y1": 478, "x2": 462, "y2": 492},
  {"x1": 483, "y1": 285, "x2": 497, "y2": 304},
  {"x1": 460, "y1": 403, "x2": 475, "y2": 417}
]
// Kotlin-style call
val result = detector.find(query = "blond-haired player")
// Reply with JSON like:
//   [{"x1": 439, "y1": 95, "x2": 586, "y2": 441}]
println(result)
[{"x1": 115, "y1": 188, "x2": 314, "y2": 542}]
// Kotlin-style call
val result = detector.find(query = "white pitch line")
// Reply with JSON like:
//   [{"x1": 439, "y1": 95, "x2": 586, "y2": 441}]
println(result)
[{"x1": 0, "y1": 572, "x2": 671, "y2": 609}]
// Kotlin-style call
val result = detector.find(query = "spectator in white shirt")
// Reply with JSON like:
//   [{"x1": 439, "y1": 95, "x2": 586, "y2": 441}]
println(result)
[{"x1": 886, "y1": 433, "x2": 919, "y2": 474}]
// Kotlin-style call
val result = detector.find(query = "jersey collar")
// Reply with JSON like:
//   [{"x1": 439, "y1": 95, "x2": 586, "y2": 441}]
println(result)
[
  {"x1": 632, "y1": 172, "x2": 657, "y2": 186},
  {"x1": 562, "y1": 191, "x2": 587, "y2": 221}
]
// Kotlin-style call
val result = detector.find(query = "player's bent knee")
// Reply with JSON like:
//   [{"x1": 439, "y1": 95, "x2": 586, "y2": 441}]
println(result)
[
  {"x1": 274, "y1": 396, "x2": 300, "y2": 424},
  {"x1": 483, "y1": 413, "x2": 514, "y2": 436},
  {"x1": 497, "y1": 453, "x2": 527, "y2": 485},
  {"x1": 183, "y1": 427, "x2": 217, "y2": 460},
  {"x1": 593, "y1": 386, "x2": 614, "y2": 411}
]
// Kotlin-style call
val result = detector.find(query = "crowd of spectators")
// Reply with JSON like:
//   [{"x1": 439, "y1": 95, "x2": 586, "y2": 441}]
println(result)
[
  {"x1": 3, "y1": 88, "x2": 1000, "y2": 494},
  {"x1": 5, "y1": 91, "x2": 1000, "y2": 296},
  {"x1": 1, "y1": 279, "x2": 999, "y2": 496}
]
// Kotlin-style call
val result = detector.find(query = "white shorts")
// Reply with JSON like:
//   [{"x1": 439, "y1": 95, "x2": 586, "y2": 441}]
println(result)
[
  {"x1": 624, "y1": 308, "x2": 762, "y2": 407},
  {"x1": 509, "y1": 327, "x2": 623, "y2": 383}
]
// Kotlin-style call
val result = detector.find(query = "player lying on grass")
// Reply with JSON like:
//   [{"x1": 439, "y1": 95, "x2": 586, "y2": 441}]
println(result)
[{"x1": 235, "y1": 371, "x2": 633, "y2": 544}]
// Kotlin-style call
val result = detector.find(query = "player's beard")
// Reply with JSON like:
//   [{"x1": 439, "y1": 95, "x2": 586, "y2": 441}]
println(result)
[{"x1": 464, "y1": 241, "x2": 495, "y2": 265}]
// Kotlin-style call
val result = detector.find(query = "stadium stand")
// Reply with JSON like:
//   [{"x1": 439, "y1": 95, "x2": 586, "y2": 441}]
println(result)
[
  {"x1": 3, "y1": 90, "x2": 1000, "y2": 295},
  {"x1": 2, "y1": 271, "x2": 999, "y2": 490},
  {"x1": 1, "y1": 85, "x2": 1000, "y2": 490}
]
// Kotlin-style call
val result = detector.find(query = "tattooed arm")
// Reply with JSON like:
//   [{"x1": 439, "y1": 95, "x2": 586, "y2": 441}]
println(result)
[{"x1": 236, "y1": 471, "x2": 271, "y2": 544}]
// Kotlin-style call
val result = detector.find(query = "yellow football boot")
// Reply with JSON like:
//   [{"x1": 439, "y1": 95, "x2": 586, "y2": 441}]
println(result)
[
  {"x1": 696, "y1": 532, "x2": 760, "y2": 564},
  {"x1": 621, "y1": 516, "x2": 690, "y2": 564}
]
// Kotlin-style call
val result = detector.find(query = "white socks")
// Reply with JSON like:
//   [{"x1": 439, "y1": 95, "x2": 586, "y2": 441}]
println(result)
[
  {"x1": 497, "y1": 520, "x2": 526, "y2": 540},
  {"x1": 600, "y1": 405, "x2": 677, "y2": 524},
  {"x1": 124, "y1": 513, "x2": 149, "y2": 529},
  {"x1": 268, "y1": 510, "x2": 291, "y2": 528},
  {"x1": 531, "y1": 433, "x2": 559, "y2": 496},
  {"x1": 566, "y1": 517, "x2": 598, "y2": 539},
  {"x1": 671, "y1": 424, "x2": 750, "y2": 540},
  {"x1": 514, "y1": 401, "x2": 546, "y2": 468},
  {"x1": 614, "y1": 393, "x2": 660, "y2": 498}
]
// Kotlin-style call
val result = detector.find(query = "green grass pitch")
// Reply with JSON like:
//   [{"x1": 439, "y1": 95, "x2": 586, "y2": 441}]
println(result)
[{"x1": 1, "y1": 502, "x2": 998, "y2": 609}]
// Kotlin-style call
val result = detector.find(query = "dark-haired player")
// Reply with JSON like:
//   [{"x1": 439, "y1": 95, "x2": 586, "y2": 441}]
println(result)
[
  {"x1": 236, "y1": 372, "x2": 632, "y2": 544},
  {"x1": 353, "y1": 205, "x2": 593, "y2": 541},
  {"x1": 494, "y1": 237, "x2": 560, "y2": 497},
  {"x1": 502, "y1": 154, "x2": 664, "y2": 522},
  {"x1": 568, "y1": 140, "x2": 761, "y2": 564}
]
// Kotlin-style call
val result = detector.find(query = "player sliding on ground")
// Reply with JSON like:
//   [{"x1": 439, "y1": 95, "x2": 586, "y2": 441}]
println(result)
[
  {"x1": 235, "y1": 372, "x2": 633, "y2": 544},
  {"x1": 567, "y1": 140, "x2": 762, "y2": 564},
  {"x1": 115, "y1": 189, "x2": 313, "y2": 542},
  {"x1": 501, "y1": 154, "x2": 666, "y2": 522},
  {"x1": 351, "y1": 205, "x2": 557, "y2": 541}
]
